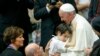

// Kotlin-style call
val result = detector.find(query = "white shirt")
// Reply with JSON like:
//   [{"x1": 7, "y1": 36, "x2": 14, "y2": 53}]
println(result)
[
  {"x1": 49, "y1": 36, "x2": 67, "y2": 56},
  {"x1": 61, "y1": 14, "x2": 99, "y2": 56}
]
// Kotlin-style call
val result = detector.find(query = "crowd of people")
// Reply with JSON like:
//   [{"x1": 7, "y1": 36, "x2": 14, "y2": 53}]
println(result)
[{"x1": 0, "y1": 0, "x2": 100, "y2": 56}]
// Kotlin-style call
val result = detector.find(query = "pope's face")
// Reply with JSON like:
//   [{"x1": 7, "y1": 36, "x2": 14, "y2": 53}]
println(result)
[{"x1": 59, "y1": 10, "x2": 71, "y2": 24}]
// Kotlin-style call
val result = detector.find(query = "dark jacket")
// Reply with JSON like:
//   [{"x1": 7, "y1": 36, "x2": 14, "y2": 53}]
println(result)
[
  {"x1": 0, "y1": 0, "x2": 33, "y2": 54},
  {"x1": 34, "y1": 0, "x2": 77, "y2": 49},
  {"x1": 88, "y1": 0, "x2": 99, "y2": 22},
  {"x1": 90, "y1": 37, "x2": 100, "y2": 56},
  {"x1": 0, "y1": 0, "x2": 33, "y2": 34},
  {"x1": 0, "y1": 48, "x2": 23, "y2": 56}
]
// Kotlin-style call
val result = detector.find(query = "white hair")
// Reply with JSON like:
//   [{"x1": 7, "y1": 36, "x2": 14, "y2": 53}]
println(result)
[
  {"x1": 25, "y1": 43, "x2": 39, "y2": 56},
  {"x1": 25, "y1": 49, "x2": 34, "y2": 56}
]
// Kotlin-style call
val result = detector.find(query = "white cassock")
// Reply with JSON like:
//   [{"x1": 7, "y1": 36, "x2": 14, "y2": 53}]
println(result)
[{"x1": 61, "y1": 14, "x2": 99, "y2": 56}]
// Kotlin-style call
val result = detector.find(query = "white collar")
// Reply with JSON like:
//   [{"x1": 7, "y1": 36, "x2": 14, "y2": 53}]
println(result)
[{"x1": 71, "y1": 14, "x2": 77, "y2": 26}]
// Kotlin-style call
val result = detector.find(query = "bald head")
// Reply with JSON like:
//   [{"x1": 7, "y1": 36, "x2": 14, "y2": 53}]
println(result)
[{"x1": 25, "y1": 43, "x2": 42, "y2": 56}]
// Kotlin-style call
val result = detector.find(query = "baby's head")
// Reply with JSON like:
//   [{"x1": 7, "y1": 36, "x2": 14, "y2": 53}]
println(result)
[{"x1": 55, "y1": 23, "x2": 72, "y2": 42}]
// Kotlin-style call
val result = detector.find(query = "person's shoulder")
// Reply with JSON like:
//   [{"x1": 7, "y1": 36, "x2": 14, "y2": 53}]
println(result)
[
  {"x1": 75, "y1": 14, "x2": 89, "y2": 27},
  {"x1": 51, "y1": 36, "x2": 58, "y2": 41},
  {"x1": 76, "y1": 14, "x2": 87, "y2": 21},
  {"x1": 0, "y1": 48, "x2": 13, "y2": 56},
  {"x1": 10, "y1": 48, "x2": 22, "y2": 56},
  {"x1": 0, "y1": 48, "x2": 22, "y2": 56},
  {"x1": 50, "y1": 36, "x2": 59, "y2": 46}
]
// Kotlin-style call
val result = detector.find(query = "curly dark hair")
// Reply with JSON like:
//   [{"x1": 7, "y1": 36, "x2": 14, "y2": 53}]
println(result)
[{"x1": 3, "y1": 26, "x2": 24, "y2": 45}]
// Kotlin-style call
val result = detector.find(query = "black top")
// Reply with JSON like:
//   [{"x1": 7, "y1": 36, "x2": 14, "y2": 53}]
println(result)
[
  {"x1": 88, "y1": 0, "x2": 99, "y2": 22},
  {"x1": 0, "y1": 0, "x2": 33, "y2": 54},
  {"x1": 0, "y1": 48, "x2": 23, "y2": 56},
  {"x1": 90, "y1": 37, "x2": 100, "y2": 56}
]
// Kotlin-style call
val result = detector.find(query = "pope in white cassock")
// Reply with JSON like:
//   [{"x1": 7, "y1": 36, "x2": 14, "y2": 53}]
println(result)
[{"x1": 58, "y1": 3, "x2": 99, "y2": 56}]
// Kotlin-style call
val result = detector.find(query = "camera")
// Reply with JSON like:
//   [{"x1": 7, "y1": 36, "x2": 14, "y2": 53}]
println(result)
[{"x1": 49, "y1": 0, "x2": 58, "y2": 5}]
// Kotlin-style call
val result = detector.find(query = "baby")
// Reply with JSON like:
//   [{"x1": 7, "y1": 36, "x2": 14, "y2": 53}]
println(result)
[{"x1": 45, "y1": 23, "x2": 75, "y2": 56}]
